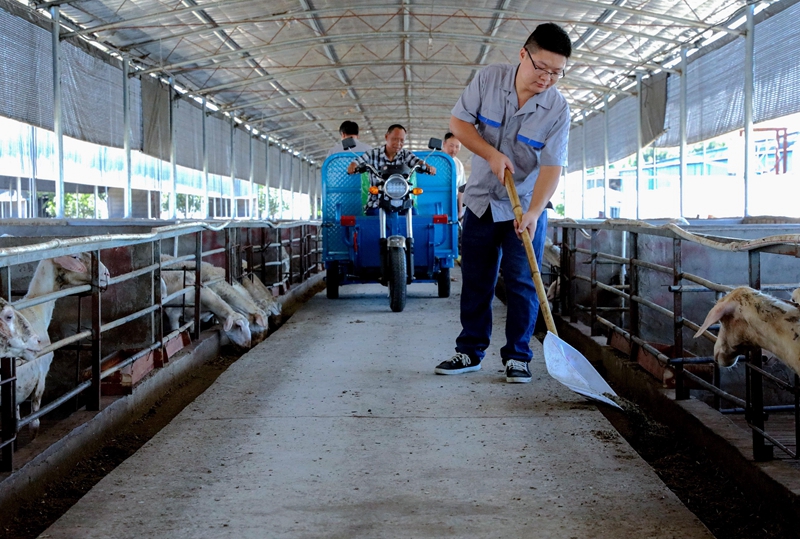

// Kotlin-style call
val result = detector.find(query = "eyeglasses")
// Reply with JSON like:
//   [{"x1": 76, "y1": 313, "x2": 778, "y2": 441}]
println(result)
[{"x1": 526, "y1": 51, "x2": 564, "y2": 81}]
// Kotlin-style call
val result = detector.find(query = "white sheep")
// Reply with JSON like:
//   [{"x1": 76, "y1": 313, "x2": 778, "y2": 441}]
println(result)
[
  {"x1": 693, "y1": 286, "x2": 800, "y2": 375},
  {"x1": 791, "y1": 287, "x2": 800, "y2": 305},
  {"x1": 240, "y1": 274, "x2": 281, "y2": 317},
  {"x1": 16, "y1": 253, "x2": 109, "y2": 437},
  {"x1": 0, "y1": 297, "x2": 41, "y2": 362},
  {"x1": 161, "y1": 256, "x2": 268, "y2": 336},
  {"x1": 160, "y1": 270, "x2": 252, "y2": 349}
]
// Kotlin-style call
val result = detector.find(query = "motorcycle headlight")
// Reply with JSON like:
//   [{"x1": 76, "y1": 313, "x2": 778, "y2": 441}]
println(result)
[{"x1": 383, "y1": 175, "x2": 409, "y2": 199}]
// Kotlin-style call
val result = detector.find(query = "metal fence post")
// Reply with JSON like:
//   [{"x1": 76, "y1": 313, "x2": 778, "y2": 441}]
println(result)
[
  {"x1": 1, "y1": 356, "x2": 17, "y2": 472},
  {"x1": 673, "y1": 238, "x2": 688, "y2": 400},
  {"x1": 154, "y1": 239, "x2": 165, "y2": 361},
  {"x1": 288, "y1": 227, "x2": 295, "y2": 286},
  {"x1": 795, "y1": 374, "x2": 799, "y2": 459},
  {"x1": 88, "y1": 250, "x2": 102, "y2": 411},
  {"x1": 567, "y1": 228, "x2": 577, "y2": 323},
  {"x1": 748, "y1": 249, "x2": 772, "y2": 460},
  {"x1": 629, "y1": 232, "x2": 640, "y2": 366},
  {"x1": 300, "y1": 224, "x2": 307, "y2": 282},
  {"x1": 259, "y1": 227, "x2": 267, "y2": 285},
  {"x1": 590, "y1": 229, "x2": 598, "y2": 336},
  {"x1": 194, "y1": 231, "x2": 203, "y2": 341}
]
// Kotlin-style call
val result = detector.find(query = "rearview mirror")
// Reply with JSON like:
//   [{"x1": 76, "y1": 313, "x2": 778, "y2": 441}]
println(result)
[
  {"x1": 428, "y1": 138, "x2": 442, "y2": 150},
  {"x1": 342, "y1": 137, "x2": 356, "y2": 150}
]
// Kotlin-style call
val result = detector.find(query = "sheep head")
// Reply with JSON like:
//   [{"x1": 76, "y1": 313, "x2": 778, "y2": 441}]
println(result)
[
  {"x1": 223, "y1": 314, "x2": 252, "y2": 349},
  {"x1": 694, "y1": 287, "x2": 800, "y2": 371},
  {"x1": 0, "y1": 298, "x2": 41, "y2": 361},
  {"x1": 693, "y1": 294, "x2": 746, "y2": 367},
  {"x1": 53, "y1": 253, "x2": 110, "y2": 289}
]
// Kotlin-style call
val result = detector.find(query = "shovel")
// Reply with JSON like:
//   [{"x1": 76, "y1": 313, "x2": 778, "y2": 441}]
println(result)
[{"x1": 504, "y1": 170, "x2": 620, "y2": 409}]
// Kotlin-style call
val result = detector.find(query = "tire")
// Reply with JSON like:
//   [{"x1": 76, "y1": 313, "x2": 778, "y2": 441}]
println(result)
[
  {"x1": 326, "y1": 261, "x2": 340, "y2": 299},
  {"x1": 437, "y1": 267, "x2": 451, "y2": 298},
  {"x1": 388, "y1": 247, "x2": 407, "y2": 312}
]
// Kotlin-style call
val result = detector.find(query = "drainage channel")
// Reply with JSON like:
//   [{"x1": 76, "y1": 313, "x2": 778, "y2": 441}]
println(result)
[{"x1": 600, "y1": 397, "x2": 796, "y2": 539}]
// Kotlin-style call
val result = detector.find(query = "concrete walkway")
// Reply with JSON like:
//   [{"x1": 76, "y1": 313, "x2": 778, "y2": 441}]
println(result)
[{"x1": 39, "y1": 271, "x2": 713, "y2": 538}]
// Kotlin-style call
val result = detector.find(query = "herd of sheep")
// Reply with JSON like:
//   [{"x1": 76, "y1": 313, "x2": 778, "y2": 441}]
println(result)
[{"x1": 0, "y1": 252, "x2": 282, "y2": 439}]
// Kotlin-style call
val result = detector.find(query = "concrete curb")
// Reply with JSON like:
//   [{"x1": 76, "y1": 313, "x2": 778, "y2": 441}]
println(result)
[{"x1": 556, "y1": 315, "x2": 800, "y2": 522}]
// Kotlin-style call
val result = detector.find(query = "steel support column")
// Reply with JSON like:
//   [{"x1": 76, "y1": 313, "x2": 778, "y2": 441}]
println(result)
[
  {"x1": 603, "y1": 95, "x2": 609, "y2": 219},
  {"x1": 202, "y1": 98, "x2": 209, "y2": 219},
  {"x1": 581, "y1": 112, "x2": 586, "y2": 219},
  {"x1": 123, "y1": 59, "x2": 132, "y2": 218},
  {"x1": 679, "y1": 47, "x2": 687, "y2": 218},
  {"x1": 230, "y1": 118, "x2": 237, "y2": 219},
  {"x1": 249, "y1": 133, "x2": 255, "y2": 219},
  {"x1": 169, "y1": 77, "x2": 177, "y2": 220},
  {"x1": 636, "y1": 74, "x2": 642, "y2": 220},
  {"x1": 51, "y1": 6, "x2": 65, "y2": 219},
  {"x1": 743, "y1": 4, "x2": 755, "y2": 217}
]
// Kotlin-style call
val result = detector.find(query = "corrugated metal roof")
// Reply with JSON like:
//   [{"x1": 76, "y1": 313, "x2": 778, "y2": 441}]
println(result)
[{"x1": 41, "y1": 0, "x2": 767, "y2": 162}]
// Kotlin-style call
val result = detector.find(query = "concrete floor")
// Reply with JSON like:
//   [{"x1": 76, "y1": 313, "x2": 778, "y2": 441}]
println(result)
[{"x1": 39, "y1": 271, "x2": 714, "y2": 538}]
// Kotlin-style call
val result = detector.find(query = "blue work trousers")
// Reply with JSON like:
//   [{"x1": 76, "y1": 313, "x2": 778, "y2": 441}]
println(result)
[{"x1": 455, "y1": 206, "x2": 547, "y2": 364}]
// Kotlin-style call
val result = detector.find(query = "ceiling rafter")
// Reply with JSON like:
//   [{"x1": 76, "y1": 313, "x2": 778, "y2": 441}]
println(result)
[
  {"x1": 220, "y1": 82, "x2": 471, "y2": 113},
  {"x1": 63, "y1": 0, "x2": 735, "y2": 42},
  {"x1": 193, "y1": 60, "x2": 637, "y2": 98},
  {"x1": 251, "y1": 98, "x2": 464, "y2": 125},
  {"x1": 138, "y1": 31, "x2": 671, "y2": 78}
]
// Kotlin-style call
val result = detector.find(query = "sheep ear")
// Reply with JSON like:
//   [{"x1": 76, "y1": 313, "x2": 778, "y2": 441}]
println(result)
[
  {"x1": 694, "y1": 299, "x2": 736, "y2": 338},
  {"x1": 255, "y1": 313, "x2": 267, "y2": 328},
  {"x1": 222, "y1": 315, "x2": 234, "y2": 332},
  {"x1": 792, "y1": 288, "x2": 800, "y2": 304},
  {"x1": 53, "y1": 255, "x2": 87, "y2": 274}
]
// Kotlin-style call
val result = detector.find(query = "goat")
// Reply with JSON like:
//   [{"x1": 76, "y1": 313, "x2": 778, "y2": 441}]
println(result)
[
  {"x1": 693, "y1": 286, "x2": 800, "y2": 375},
  {"x1": 0, "y1": 297, "x2": 41, "y2": 362},
  {"x1": 160, "y1": 270, "x2": 252, "y2": 349},
  {"x1": 161, "y1": 256, "x2": 268, "y2": 334},
  {"x1": 15, "y1": 254, "x2": 109, "y2": 437},
  {"x1": 240, "y1": 274, "x2": 281, "y2": 317},
  {"x1": 239, "y1": 260, "x2": 282, "y2": 318}
]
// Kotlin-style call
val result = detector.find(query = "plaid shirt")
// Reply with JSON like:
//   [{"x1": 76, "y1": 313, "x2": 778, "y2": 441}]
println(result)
[{"x1": 357, "y1": 146, "x2": 429, "y2": 209}]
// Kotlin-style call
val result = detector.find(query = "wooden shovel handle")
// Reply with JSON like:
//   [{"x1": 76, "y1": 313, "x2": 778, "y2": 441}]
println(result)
[{"x1": 503, "y1": 169, "x2": 558, "y2": 336}]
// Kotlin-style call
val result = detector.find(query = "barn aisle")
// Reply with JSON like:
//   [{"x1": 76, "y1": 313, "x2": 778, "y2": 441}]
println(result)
[{"x1": 38, "y1": 270, "x2": 713, "y2": 538}]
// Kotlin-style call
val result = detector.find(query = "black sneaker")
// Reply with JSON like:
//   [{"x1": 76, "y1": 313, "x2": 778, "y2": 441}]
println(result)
[
  {"x1": 505, "y1": 359, "x2": 532, "y2": 383},
  {"x1": 435, "y1": 353, "x2": 481, "y2": 375}
]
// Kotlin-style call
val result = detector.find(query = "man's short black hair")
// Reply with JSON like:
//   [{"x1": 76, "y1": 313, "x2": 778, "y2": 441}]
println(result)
[
  {"x1": 444, "y1": 132, "x2": 456, "y2": 141},
  {"x1": 339, "y1": 121, "x2": 359, "y2": 136},
  {"x1": 524, "y1": 23, "x2": 572, "y2": 59},
  {"x1": 386, "y1": 124, "x2": 406, "y2": 135}
]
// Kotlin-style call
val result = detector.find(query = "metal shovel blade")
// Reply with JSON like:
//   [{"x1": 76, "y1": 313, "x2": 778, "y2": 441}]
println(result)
[{"x1": 543, "y1": 331, "x2": 622, "y2": 409}]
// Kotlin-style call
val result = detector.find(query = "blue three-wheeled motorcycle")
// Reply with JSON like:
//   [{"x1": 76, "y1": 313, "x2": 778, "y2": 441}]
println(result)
[{"x1": 321, "y1": 138, "x2": 459, "y2": 312}]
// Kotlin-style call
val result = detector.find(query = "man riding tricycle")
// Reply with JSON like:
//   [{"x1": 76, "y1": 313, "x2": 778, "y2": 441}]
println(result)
[{"x1": 321, "y1": 125, "x2": 459, "y2": 312}]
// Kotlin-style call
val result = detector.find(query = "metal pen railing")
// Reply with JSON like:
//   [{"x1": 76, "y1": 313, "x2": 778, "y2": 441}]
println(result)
[
  {"x1": 552, "y1": 218, "x2": 800, "y2": 461},
  {"x1": 0, "y1": 219, "x2": 321, "y2": 472}
]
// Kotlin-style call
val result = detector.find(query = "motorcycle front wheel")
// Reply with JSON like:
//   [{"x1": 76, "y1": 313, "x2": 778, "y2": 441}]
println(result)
[{"x1": 388, "y1": 247, "x2": 407, "y2": 312}]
